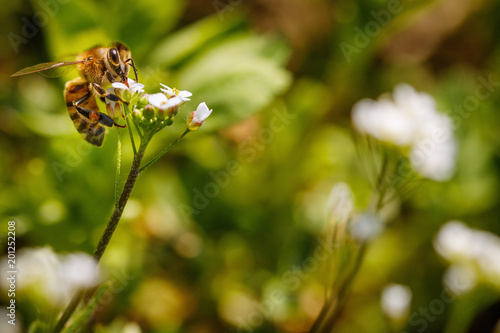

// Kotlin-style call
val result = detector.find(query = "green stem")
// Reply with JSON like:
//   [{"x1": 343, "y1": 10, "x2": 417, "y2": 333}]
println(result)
[
  {"x1": 310, "y1": 150, "x2": 390, "y2": 333},
  {"x1": 125, "y1": 115, "x2": 137, "y2": 156},
  {"x1": 52, "y1": 290, "x2": 85, "y2": 333},
  {"x1": 114, "y1": 131, "x2": 122, "y2": 208},
  {"x1": 309, "y1": 242, "x2": 367, "y2": 333},
  {"x1": 139, "y1": 129, "x2": 190, "y2": 173},
  {"x1": 53, "y1": 127, "x2": 191, "y2": 332},
  {"x1": 123, "y1": 103, "x2": 139, "y2": 155},
  {"x1": 93, "y1": 142, "x2": 147, "y2": 262},
  {"x1": 54, "y1": 123, "x2": 192, "y2": 332},
  {"x1": 53, "y1": 141, "x2": 148, "y2": 333},
  {"x1": 132, "y1": 120, "x2": 144, "y2": 140},
  {"x1": 374, "y1": 149, "x2": 389, "y2": 211}
]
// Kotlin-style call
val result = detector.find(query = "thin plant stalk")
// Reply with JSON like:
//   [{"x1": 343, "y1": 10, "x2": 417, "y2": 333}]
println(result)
[
  {"x1": 309, "y1": 151, "x2": 391, "y2": 333},
  {"x1": 114, "y1": 130, "x2": 122, "y2": 208},
  {"x1": 93, "y1": 141, "x2": 148, "y2": 262},
  {"x1": 53, "y1": 141, "x2": 147, "y2": 333},
  {"x1": 53, "y1": 127, "x2": 189, "y2": 332},
  {"x1": 139, "y1": 129, "x2": 189, "y2": 173}
]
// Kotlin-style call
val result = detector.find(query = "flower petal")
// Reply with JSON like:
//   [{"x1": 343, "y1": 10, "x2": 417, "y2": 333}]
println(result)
[
  {"x1": 165, "y1": 96, "x2": 182, "y2": 109},
  {"x1": 179, "y1": 90, "x2": 192, "y2": 101},
  {"x1": 112, "y1": 82, "x2": 128, "y2": 90},
  {"x1": 128, "y1": 79, "x2": 145, "y2": 93},
  {"x1": 193, "y1": 102, "x2": 212, "y2": 122},
  {"x1": 148, "y1": 93, "x2": 168, "y2": 108}
]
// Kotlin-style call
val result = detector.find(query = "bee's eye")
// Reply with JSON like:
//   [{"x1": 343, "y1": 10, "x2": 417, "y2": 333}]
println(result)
[{"x1": 109, "y1": 49, "x2": 119, "y2": 64}]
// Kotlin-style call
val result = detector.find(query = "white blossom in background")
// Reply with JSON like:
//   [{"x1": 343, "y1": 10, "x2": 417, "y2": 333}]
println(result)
[
  {"x1": 326, "y1": 182, "x2": 354, "y2": 224},
  {"x1": 352, "y1": 83, "x2": 457, "y2": 181},
  {"x1": 58, "y1": 253, "x2": 101, "y2": 292},
  {"x1": 380, "y1": 283, "x2": 412, "y2": 320},
  {"x1": 443, "y1": 264, "x2": 477, "y2": 296},
  {"x1": 349, "y1": 212, "x2": 383, "y2": 241},
  {"x1": 324, "y1": 182, "x2": 355, "y2": 242},
  {"x1": 434, "y1": 221, "x2": 473, "y2": 261},
  {"x1": 353, "y1": 98, "x2": 414, "y2": 146},
  {"x1": 1, "y1": 247, "x2": 101, "y2": 306},
  {"x1": 12, "y1": 247, "x2": 59, "y2": 289},
  {"x1": 434, "y1": 221, "x2": 500, "y2": 290}
]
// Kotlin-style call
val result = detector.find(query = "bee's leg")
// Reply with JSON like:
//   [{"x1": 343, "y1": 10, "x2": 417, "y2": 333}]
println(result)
[
  {"x1": 73, "y1": 92, "x2": 91, "y2": 107},
  {"x1": 105, "y1": 70, "x2": 116, "y2": 83},
  {"x1": 74, "y1": 105, "x2": 101, "y2": 123},
  {"x1": 98, "y1": 112, "x2": 126, "y2": 128},
  {"x1": 91, "y1": 82, "x2": 129, "y2": 105},
  {"x1": 75, "y1": 105, "x2": 126, "y2": 128},
  {"x1": 126, "y1": 58, "x2": 139, "y2": 82}
]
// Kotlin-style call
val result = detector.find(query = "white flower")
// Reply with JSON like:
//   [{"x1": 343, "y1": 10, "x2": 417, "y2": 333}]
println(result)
[
  {"x1": 148, "y1": 93, "x2": 182, "y2": 111},
  {"x1": 1, "y1": 247, "x2": 100, "y2": 306},
  {"x1": 443, "y1": 264, "x2": 477, "y2": 296},
  {"x1": 380, "y1": 284, "x2": 412, "y2": 320},
  {"x1": 434, "y1": 221, "x2": 473, "y2": 261},
  {"x1": 349, "y1": 213, "x2": 383, "y2": 241},
  {"x1": 147, "y1": 92, "x2": 168, "y2": 106},
  {"x1": 326, "y1": 182, "x2": 354, "y2": 229},
  {"x1": 160, "y1": 83, "x2": 192, "y2": 102},
  {"x1": 13, "y1": 247, "x2": 59, "y2": 289},
  {"x1": 351, "y1": 83, "x2": 457, "y2": 181},
  {"x1": 352, "y1": 98, "x2": 415, "y2": 146},
  {"x1": 191, "y1": 102, "x2": 212, "y2": 123},
  {"x1": 186, "y1": 102, "x2": 212, "y2": 131},
  {"x1": 57, "y1": 253, "x2": 100, "y2": 292},
  {"x1": 409, "y1": 138, "x2": 457, "y2": 181},
  {"x1": 106, "y1": 87, "x2": 122, "y2": 116},
  {"x1": 106, "y1": 79, "x2": 145, "y2": 115},
  {"x1": 111, "y1": 82, "x2": 128, "y2": 91},
  {"x1": 392, "y1": 83, "x2": 438, "y2": 121},
  {"x1": 434, "y1": 221, "x2": 500, "y2": 288},
  {"x1": 112, "y1": 78, "x2": 145, "y2": 94}
]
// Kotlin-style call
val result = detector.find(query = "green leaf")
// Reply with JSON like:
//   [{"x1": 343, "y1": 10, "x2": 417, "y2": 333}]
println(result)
[
  {"x1": 147, "y1": 12, "x2": 247, "y2": 68},
  {"x1": 180, "y1": 33, "x2": 292, "y2": 130},
  {"x1": 33, "y1": 0, "x2": 183, "y2": 65},
  {"x1": 148, "y1": 12, "x2": 292, "y2": 130}
]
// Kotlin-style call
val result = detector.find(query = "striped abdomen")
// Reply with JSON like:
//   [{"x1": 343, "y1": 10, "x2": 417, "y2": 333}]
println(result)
[{"x1": 64, "y1": 77, "x2": 106, "y2": 146}]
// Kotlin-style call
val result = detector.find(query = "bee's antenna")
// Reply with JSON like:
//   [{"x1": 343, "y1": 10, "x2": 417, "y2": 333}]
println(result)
[{"x1": 126, "y1": 58, "x2": 138, "y2": 82}]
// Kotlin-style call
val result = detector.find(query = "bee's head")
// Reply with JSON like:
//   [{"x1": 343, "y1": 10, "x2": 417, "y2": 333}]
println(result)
[{"x1": 106, "y1": 42, "x2": 132, "y2": 84}]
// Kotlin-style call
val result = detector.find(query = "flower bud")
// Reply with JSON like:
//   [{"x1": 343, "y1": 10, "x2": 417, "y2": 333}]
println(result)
[
  {"x1": 164, "y1": 117, "x2": 174, "y2": 126},
  {"x1": 132, "y1": 108, "x2": 143, "y2": 122},
  {"x1": 186, "y1": 111, "x2": 200, "y2": 131},
  {"x1": 143, "y1": 104, "x2": 155, "y2": 120},
  {"x1": 156, "y1": 107, "x2": 171, "y2": 120},
  {"x1": 186, "y1": 102, "x2": 212, "y2": 131},
  {"x1": 122, "y1": 89, "x2": 131, "y2": 103},
  {"x1": 136, "y1": 93, "x2": 149, "y2": 109}
]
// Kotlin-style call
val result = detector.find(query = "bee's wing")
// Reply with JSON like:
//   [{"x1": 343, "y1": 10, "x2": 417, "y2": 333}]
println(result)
[{"x1": 11, "y1": 60, "x2": 88, "y2": 77}]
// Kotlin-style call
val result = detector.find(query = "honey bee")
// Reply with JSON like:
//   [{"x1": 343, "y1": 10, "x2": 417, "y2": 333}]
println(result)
[{"x1": 11, "y1": 41, "x2": 139, "y2": 146}]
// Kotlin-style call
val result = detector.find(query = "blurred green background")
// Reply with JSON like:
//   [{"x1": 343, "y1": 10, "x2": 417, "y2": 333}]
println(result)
[{"x1": 1, "y1": 0, "x2": 500, "y2": 332}]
